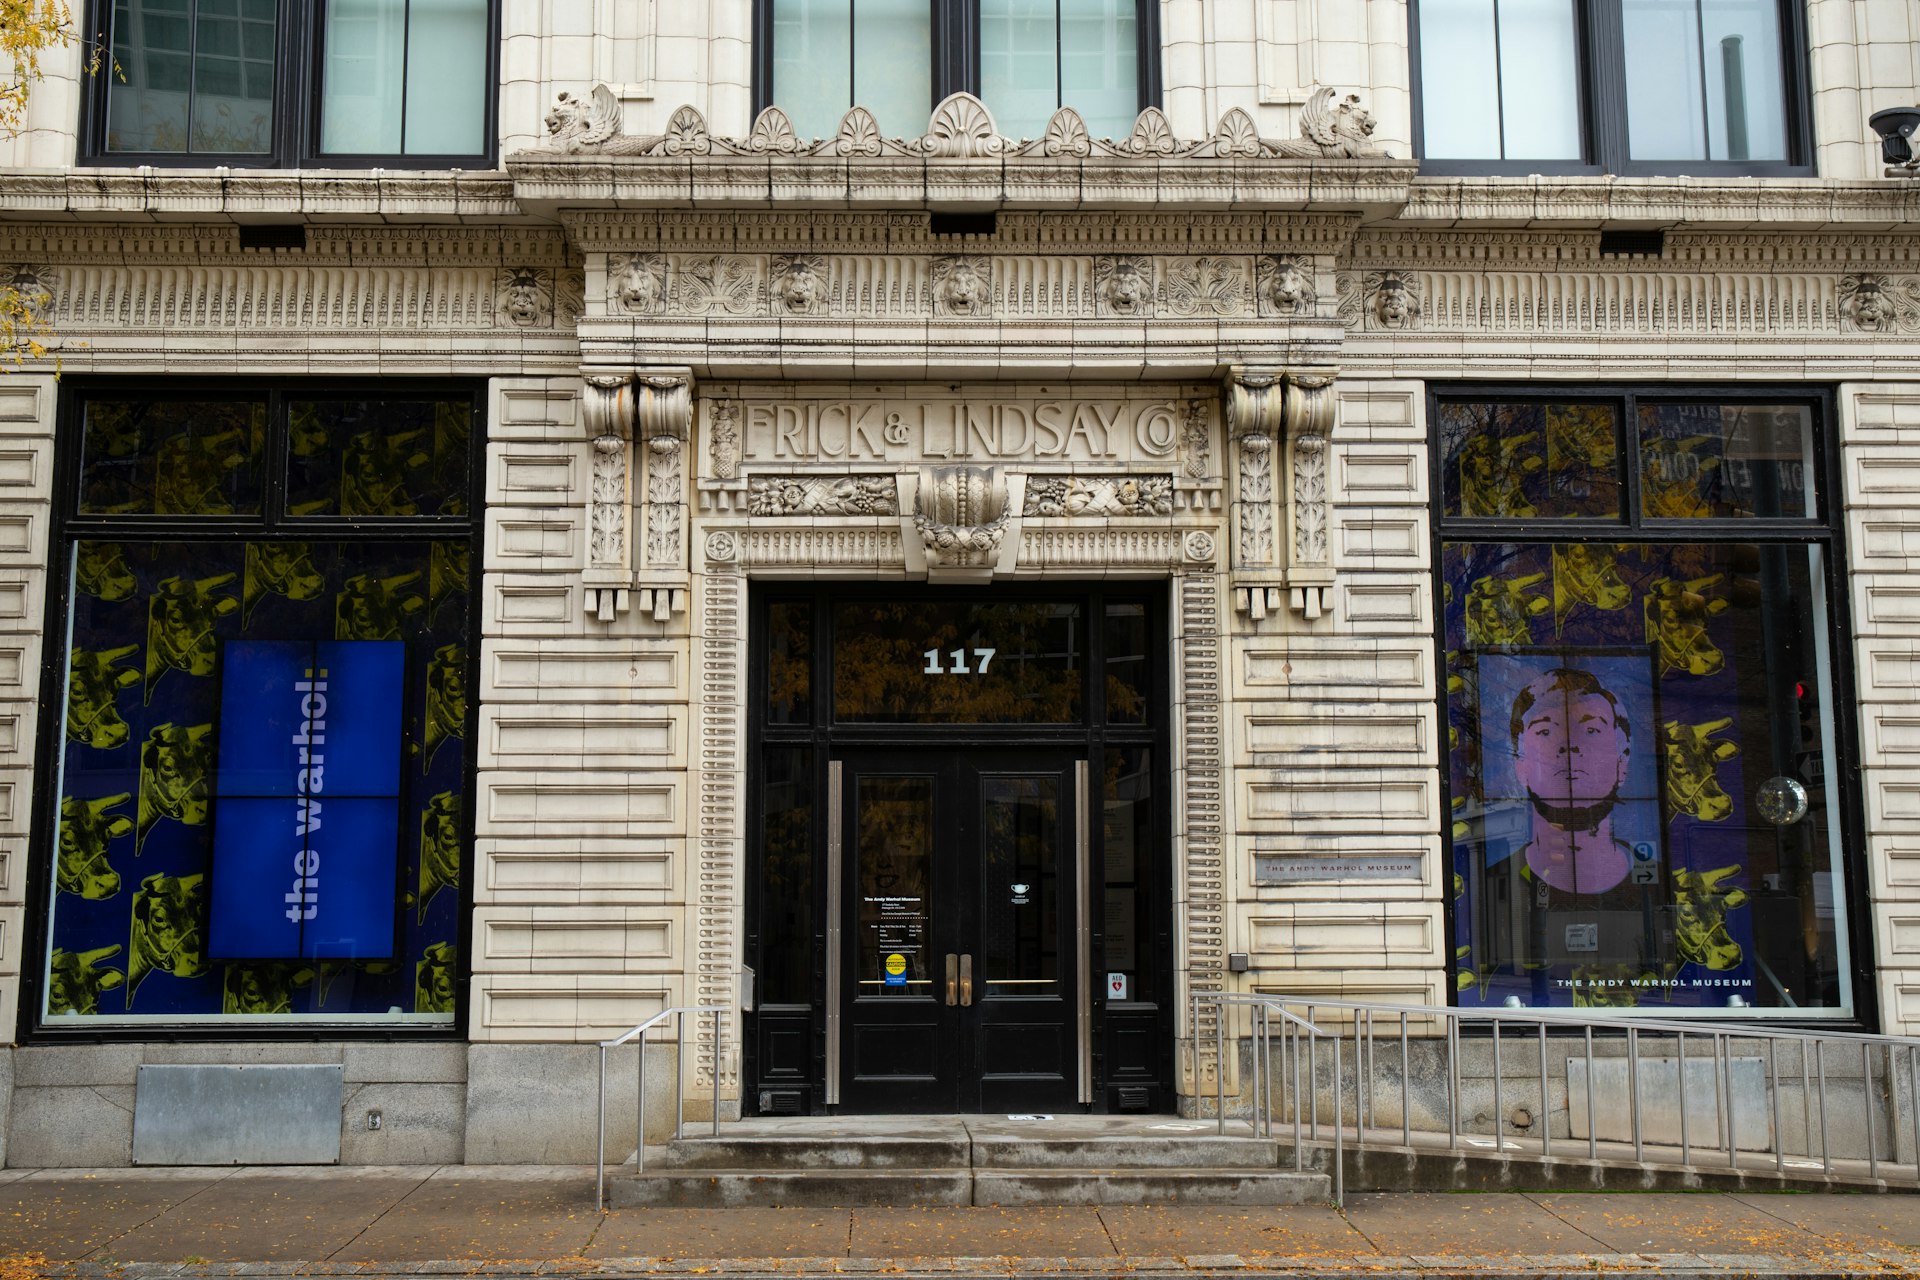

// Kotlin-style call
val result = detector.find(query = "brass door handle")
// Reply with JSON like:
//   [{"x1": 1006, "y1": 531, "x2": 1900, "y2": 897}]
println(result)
[
  {"x1": 945, "y1": 953, "x2": 958, "y2": 1006},
  {"x1": 960, "y1": 953, "x2": 974, "y2": 1007}
]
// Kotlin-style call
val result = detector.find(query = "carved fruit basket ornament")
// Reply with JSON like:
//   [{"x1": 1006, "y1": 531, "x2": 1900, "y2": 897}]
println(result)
[{"x1": 915, "y1": 466, "x2": 1011, "y2": 582}]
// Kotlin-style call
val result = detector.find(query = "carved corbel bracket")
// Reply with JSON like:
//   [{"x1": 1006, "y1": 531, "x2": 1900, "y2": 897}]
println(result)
[
  {"x1": 582, "y1": 373, "x2": 636, "y2": 622},
  {"x1": 904, "y1": 465, "x2": 1022, "y2": 583},
  {"x1": 1225, "y1": 367, "x2": 1340, "y2": 622},
  {"x1": 1226, "y1": 369, "x2": 1283, "y2": 615},
  {"x1": 635, "y1": 370, "x2": 694, "y2": 620},
  {"x1": 1281, "y1": 370, "x2": 1337, "y2": 620}
]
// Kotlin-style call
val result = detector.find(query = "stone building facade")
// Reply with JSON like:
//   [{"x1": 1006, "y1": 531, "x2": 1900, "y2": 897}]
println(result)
[{"x1": 0, "y1": 0, "x2": 1916, "y2": 1163}]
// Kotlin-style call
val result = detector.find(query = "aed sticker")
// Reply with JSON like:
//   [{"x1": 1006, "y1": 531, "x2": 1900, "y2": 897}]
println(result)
[
  {"x1": 883, "y1": 952, "x2": 907, "y2": 986},
  {"x1": 1630, "y1": 840, "x2": 1661, "y2": 885}
]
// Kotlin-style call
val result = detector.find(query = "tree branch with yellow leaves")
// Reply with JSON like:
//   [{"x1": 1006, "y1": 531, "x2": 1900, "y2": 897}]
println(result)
[{"x1": 0, "y1": 0, "x2": 95, "y2": 367}]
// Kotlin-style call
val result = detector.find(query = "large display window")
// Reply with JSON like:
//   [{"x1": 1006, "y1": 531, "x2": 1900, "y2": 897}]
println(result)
[
  {"x1": 34, "y1": 387, "x2": 477, "y2": 1028},
  {"x1": 1437, "y1": 391, "x2": 1856, "y2": 1017}
]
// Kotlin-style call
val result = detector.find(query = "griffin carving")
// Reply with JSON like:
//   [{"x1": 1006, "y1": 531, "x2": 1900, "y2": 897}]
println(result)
[
  {"x1": 542, "y1": 85, "x2": 659, "y2": 154},
  {"x1": 1267, "y1": 87, "x2": 1384, "y2": 159}
]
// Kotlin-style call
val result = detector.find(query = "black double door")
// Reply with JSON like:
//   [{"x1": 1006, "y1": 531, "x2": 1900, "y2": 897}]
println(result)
[{"x1": 837, "y1": 749, "x2": 1082, "y2": 1113}]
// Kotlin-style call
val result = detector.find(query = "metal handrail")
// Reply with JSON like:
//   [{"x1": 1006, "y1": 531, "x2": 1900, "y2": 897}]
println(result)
[
  {"x1": 594, "y1": 1004, "x2": 733, "y2": 1208},
  {"x1": 1281, "y1": 994, "x2": 1920, "y2": 1049},
  {"x1": 1197, "y1": 992, "x2": 1920, "y2": 1198},
  {"x1": 1191, "y1": 992, "x2": 1342, "y2": 1205}
]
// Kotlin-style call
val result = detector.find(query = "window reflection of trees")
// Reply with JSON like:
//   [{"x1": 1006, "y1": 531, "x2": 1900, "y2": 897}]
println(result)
[
  {"x1": 765, "y1": 602, "x2": 811, "y2": 724},
  {"x1": 833, "y1": 601, "x2": 1083, "y2": 723},
  {"x1": 758, "y1": 748, "x2": 811, "y2": 1004},
  {"x1": 982, "y1": 778, "x2": 1058, "y2": 987},
  {"x1": 856, "y1": 780, "x2": 932, "y2": 984}
]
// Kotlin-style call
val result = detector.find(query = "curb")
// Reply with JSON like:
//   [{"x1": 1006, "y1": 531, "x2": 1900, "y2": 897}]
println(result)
[{"x1": 34, "y1": 1253, "x2": 1920, "y2": 1280}]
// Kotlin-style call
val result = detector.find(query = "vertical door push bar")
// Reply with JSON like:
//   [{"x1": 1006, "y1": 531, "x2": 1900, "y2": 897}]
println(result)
[
  {"x1": 825, "y1": 760, "x2": 843, "y2": 1106},
  {"x1": 1075, "y1": 759, "x2": 1092, "y2": 1104}
]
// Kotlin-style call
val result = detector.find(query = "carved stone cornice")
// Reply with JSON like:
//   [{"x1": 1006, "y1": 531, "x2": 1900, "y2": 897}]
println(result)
[
  {"x1": 511, "y1": 91, "x2": 1414, "y2": 215},
  {"x1": 531, "y1": 88, "x2": 1391, "y2": 161},
  {"x1": 568, "y1": 210, "x2": 1359, "y2": 255},
  {"x1": 1398, "y1": 176, "x2": 1920, "y2": 230},
  {"x1": 0, "y1": 171, "x2": 519, "y2": 224}
]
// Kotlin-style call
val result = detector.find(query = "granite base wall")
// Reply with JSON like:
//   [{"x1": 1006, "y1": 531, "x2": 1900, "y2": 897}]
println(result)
[{"x1": 0, "y1": 1041, "x2": 696, "y2": 1167}]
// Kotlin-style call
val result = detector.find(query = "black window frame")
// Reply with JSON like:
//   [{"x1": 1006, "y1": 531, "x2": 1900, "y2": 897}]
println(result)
[
  {"x1": 1429, "y1": 383, "x2": 1877, "y2": 1030},
  {"x1": 78, "y1": 0, "x2": 502, "y2": 169},
  {"x1": 21, "y1": 378, "x2": 486, "y2": 1042},
  {"x1": 750, "y1": 0, "x2": 1161, "y2": 134},
  {"x1": 743, "y1": 583, "x2": 1177, "y2": 1114},
  {"x1": 1409, "y1": 0, "x2": 1815, "y2": 177}
]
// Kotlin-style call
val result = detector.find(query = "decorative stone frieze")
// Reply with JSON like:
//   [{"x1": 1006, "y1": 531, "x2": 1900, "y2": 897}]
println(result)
[
  {"x1": 579, "y1": 245, "x2": 1349, "y2": 326},
  {"x1": 1023, "y1": 475, "x2": 1175, "y2": 517},
  {"x1": 0, "y1": 228, "x2": 575, "y2": 345},
  {"x1": 1366, "y1": 270, "x2": 1419, "y2": 329},
  {"x1": 608, "y1": 253, "x2": 666, "y2": 314},
  {"x1": 1257, "y1": 256, "x2": 1317, "y2": 317},
  {"x1": 1840, "y1": 274, "x2": 1920, "y2": 333},
  {"x1": 770, "y1": 255, "x2": 828, "y2": 315},
  {"x1": 1159, "y1": 257, "x2": 1252, "y2": 318},
  {"x1": 498, "y1": 268, "x2": 557, "y2": 328},
  {"x1": 4, "y1": 267, "x2": 52, "y2": 317},
  {"x1": 931, "y1": 256, "x2": 992, "y2": 317},
  {"x1": 1094, "y1": 256, "x2": 1153, "y2": 317},
  {"x1": 1335, "y1": 231, "x2": 1920, "y2": 341},
  {"x1": 747, "y1": 475, "x2": 898, "y2": 516}
]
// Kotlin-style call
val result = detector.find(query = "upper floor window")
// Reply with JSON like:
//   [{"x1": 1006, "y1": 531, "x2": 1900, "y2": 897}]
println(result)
[
  {"x1": 759, "y1": 0, "x2": 1157, "y2": 142},
  {"x1": 1413, "y1": 0, "x2": 1811, "y2": 175},
  {"x1": 89, "y1": 0, "x2": 495, "y2": 165}
]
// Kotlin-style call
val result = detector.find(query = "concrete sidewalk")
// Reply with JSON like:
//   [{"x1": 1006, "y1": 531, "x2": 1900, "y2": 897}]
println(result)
[{"x1": 0, "y1": 1169, "x2": 1915, "y2": 1277}]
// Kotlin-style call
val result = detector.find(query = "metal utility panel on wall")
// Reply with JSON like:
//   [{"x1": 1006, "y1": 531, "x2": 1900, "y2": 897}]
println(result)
[{"x1": 131, "y1": 1064, "x2": 344, "y2": 1164}]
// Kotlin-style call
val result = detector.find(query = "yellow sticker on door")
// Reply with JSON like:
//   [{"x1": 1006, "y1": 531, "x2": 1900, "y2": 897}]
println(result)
[{"x1": 884, "y1": 952, "x2": 907, "y2": 985}]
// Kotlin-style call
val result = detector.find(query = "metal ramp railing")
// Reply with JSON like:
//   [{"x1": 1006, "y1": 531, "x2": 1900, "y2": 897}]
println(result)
[
  {"x1": 1193, "y1": 993, "x2": 1920, "y2": 1206},
  {"x1": 594, "y1": 1004, "x2": 736, "y2": 1208}
]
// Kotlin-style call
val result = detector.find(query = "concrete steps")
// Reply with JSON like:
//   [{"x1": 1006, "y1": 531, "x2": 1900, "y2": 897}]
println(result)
[{"x1": 606, "y1": 1117, "x2": 1332, "y2": 1207}]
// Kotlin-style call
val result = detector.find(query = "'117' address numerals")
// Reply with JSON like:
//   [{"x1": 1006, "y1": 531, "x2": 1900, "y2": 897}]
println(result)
[{"x1": 923, "y1": 648, "x2": 996, "y2": 675}]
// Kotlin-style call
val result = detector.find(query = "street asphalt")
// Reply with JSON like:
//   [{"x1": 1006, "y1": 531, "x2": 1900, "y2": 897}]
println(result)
[{"x1": 0, "y1": 1168, "x2": 1915, "y2": 1277}]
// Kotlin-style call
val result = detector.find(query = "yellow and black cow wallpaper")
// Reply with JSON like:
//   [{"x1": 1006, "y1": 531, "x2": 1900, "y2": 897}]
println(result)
[{"x1": 46, "y1": 394, "x2": 471, "y2": 1023}]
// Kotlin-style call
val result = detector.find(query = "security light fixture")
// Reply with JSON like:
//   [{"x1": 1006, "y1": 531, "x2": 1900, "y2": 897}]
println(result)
[{"x1": 1868, "y1": 107, "x2": 1920, "y2": 175}]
